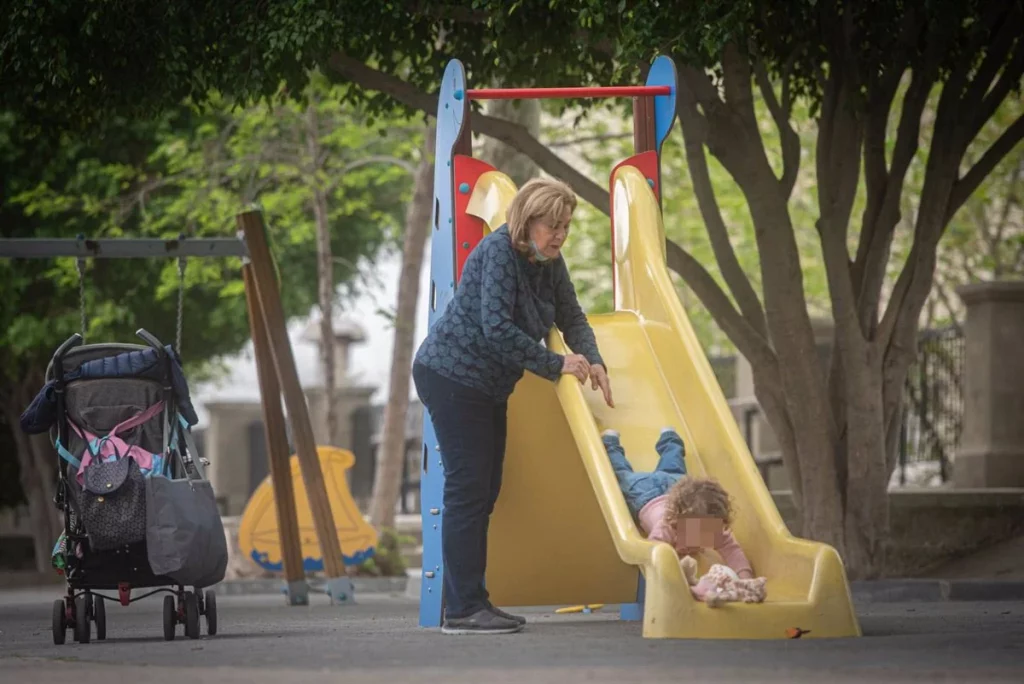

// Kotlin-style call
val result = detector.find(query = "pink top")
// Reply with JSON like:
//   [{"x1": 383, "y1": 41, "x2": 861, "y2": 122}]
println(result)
[
  {"x1": 637, "y1": 495, "x2": 753, "y2": 577},
  {"x1": 71, "y1": 401, "x2": 166, "y2": 484}
]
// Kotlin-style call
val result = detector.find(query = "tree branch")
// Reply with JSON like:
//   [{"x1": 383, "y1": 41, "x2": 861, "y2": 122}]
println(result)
[
  {"x1": 677, "y1": 64, "x2": 724, "y2": 111},
  {"x1": 664, "y1": 239, "x2": 777, "y2": 368},
  {"x1": 989, "y1": 162, "x2": 1021, "y2": 275},
  {"x1": 547, "y1": 133, "x2": 633, "y2": 148},
  {"x1": 974, "y1": 41, "x2": 1024, "y2": 143},
  {"x1": 326, "y1": 51, "x2": 611, "y2": 214},
  {"x1": 962, "y1": 4, "x2": 1023, "y2": 129},
  {"x1": 816, "y1": 66, "x2": 863, "y2": 281},
  {"x1": 947, "y1": 113, "x2": 1024, "y2": 221},
  {"x1": 932, "y1": 280, "x2": 965, "y2": 334},
  {"x1": 721, "y1": 43, "x2": 756, "y2": 118},
  {"x1": 676, "y1": 77, "x2": 769, "y2": 340},
  {"x1": 753, "y1": 59, "x2": 800, "y2": 198},
  {"x1": 324, "y1": 154, "x2": 419, "y2": 194},
  {"x1": 852, "y1": 65, "x2": 937, "y2": 332}
]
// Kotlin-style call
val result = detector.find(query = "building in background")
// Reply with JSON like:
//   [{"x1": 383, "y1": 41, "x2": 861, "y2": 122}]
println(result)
[{"x1": 200, "y1": 317, "x2": 375, "y2": 516}]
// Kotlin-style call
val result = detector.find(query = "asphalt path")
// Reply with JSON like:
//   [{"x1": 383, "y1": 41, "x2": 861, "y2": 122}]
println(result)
[{"x1": 1, "y1": 589, "x2": 1022, "y2": 683}]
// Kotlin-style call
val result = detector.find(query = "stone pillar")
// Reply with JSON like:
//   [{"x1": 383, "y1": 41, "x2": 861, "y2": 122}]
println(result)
[
  {"x1": 955, "y1": 281, "x2": 1024, "y2": 488},
  {"x1": 204, "y1": 401, "x2": 262, "y2": 515}
]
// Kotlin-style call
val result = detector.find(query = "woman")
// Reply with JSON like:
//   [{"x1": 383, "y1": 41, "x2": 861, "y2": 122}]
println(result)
[{"x1": 413, "y1": 177, "x2": 614, "y2": 635}]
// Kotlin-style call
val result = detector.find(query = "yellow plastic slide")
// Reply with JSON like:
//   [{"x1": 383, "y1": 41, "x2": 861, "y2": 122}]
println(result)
[{"x1": 469, "y1": 164, "x2": 861, "y2": 639}]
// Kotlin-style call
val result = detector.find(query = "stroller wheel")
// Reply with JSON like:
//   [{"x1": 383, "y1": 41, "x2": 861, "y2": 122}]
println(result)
[
  {"x1": 183, "y1": 591, "x2": 201, "y2": 639},
  {"x1": 93, "y1": 595, "x2": 107, "y2": 641},
  {"x1": 162, "y1": 595, "x2": 176, "y2": 641},
  {"x1": 52, "y1": 599, "x2": 67, "y2": 645},
  {"x1": 204, "y1": 590, "x2": 217, "y2": 636},
  {"x1": 74, "y1": 595, "x2": 91, "y2": 644}
]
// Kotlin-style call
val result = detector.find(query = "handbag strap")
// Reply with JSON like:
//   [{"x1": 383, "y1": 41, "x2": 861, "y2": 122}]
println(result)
[{"x1": 177, "y1": 414, "x2": 207, "y2": 481}]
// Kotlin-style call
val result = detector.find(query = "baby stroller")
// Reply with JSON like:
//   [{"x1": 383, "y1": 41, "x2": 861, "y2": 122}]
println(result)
[{"x1": 22, "y1": 328, "x2": 227, "y2": 644}]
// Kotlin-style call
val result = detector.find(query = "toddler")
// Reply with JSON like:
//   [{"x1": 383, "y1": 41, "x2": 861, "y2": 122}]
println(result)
[{"x1": 602, "y1": 428, "x2": 754, "y2": 583}]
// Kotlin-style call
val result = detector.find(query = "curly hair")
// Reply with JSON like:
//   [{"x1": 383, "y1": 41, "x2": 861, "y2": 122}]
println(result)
[{"x1": 663, "y1": 476, "x2": 734, "y2": 529}]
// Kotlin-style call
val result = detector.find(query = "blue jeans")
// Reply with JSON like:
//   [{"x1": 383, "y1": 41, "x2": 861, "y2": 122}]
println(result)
[
  {"x1": 603, "y1": 429, "x2": 687, "y2": 516},
  {"x1": 413, "y1": 363, "x2": 507, "y2": 620}
]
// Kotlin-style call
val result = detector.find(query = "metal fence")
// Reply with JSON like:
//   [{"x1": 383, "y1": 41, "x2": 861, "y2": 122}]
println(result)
[{"x1": 898, "y1": 326, "x2": 965, "y2": 486}]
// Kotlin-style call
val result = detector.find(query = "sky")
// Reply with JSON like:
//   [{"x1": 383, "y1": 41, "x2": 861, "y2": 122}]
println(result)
[{"x1": 192, "y1": 245, "x2": 433, "y2": 428}]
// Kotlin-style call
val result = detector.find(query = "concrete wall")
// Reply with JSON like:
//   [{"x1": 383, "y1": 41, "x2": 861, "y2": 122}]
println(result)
[
  {"x1": 305, "y1": 385, "x2": 376, "y2": 451},
  {"x1": 204, "y1": 385, "x2": 375, "y2": 517},
  {"x1": 773, "y1": 489, "x2": 1024, "y2": 577},
  {"x1": 204, "y1": 400, "x2": 265, "y2": 515},
  {"x1": 955, "y1": 281, "x2": 1024, "y2": 488}
]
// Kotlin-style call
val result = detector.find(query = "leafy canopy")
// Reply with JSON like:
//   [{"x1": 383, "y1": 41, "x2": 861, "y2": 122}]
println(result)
[{"x1": 1, "y1": 77, "x2": 415, "y2": 384}]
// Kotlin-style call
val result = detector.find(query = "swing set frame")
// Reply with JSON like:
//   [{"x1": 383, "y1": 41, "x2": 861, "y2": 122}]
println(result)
[{"x1": 0, "y1": 212, "x2": 348, "y2": 606}]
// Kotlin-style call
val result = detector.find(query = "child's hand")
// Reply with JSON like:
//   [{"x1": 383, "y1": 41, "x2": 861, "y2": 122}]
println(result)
[{"x1": 679, "y1": 555, "x2": 699, "y2": 585}]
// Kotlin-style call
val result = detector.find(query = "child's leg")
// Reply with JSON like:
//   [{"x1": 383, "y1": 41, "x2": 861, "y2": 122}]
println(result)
[
  {"x1": 654, "y1": 427, "x2": 687, "y2": 476},
  {"x1": 602, "y1": 430, "x2": 651, "y2": 516},
  {"x1": 602, "y1": 430, "x2": 634, "y2": 479}
]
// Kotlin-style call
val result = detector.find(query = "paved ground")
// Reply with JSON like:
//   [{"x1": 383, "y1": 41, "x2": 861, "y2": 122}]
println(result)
[{"x1": 1, "y1": 589, "x2": 1022, "y2": 683}]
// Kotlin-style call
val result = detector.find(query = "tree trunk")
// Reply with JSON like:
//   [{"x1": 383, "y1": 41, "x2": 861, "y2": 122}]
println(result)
[
  {"x1": 838, "y1": 345, "x2": 889, "y2": 578},
  {"x1": 306, "y1": 102, "x2": 340, "y2": 446},
  {"x1": 367, "y1": 125, "x2": 436, "y2": 529},
  {"x1": 478, "y1": 97, "x2": 541, "y2": 185},
  {"x1": 2, "y1": 385, "x2": 59, "y2": 574}
]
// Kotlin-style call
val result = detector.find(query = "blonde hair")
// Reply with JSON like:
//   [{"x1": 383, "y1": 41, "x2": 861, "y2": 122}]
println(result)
[
  {"x1": 505, "y1": 178, "x2": 578, "y2": 253},
  {"x1": 663, "y1": 476, "x2": 734, "y2": 529}
]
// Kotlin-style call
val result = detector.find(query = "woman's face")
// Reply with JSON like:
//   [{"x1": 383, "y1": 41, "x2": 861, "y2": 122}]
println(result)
[{"x1": 527, "y1": 212, "x2": 572, "y2": 260}]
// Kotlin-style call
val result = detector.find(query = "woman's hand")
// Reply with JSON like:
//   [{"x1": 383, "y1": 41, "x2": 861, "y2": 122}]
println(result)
[
  {"x1": 561, "y1": 354, "x2": 591, "y2": 383},
  {"x1": 590, "y1": 364, "x2": 614, "y2": 407}
]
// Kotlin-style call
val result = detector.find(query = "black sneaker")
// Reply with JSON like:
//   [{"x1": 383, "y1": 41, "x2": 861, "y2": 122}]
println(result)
[
  {"x1": 488, "y1": 603, "x2": 527, "y2": 625},
  {"x1": 441, "y1": 607, "x2": 523, "y2": 635}
]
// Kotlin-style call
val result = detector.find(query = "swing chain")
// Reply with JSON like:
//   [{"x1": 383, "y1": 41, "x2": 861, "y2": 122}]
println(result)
[
  {"x1": 75, "y1": 255, "x2": 87, "y2": 344},
  {"x1": 176, "y1": 252, "x2": 186, "y2": 354}
]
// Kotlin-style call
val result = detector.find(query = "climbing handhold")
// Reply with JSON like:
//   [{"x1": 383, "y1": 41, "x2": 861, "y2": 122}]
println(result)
[{"x1": 459, "y1": 182, "x2": 470, "y2": 194}]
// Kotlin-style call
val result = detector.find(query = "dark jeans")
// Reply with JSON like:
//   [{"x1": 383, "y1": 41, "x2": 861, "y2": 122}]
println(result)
[
  {"x1": 603, "y1": 429, "x2": 687, "y2": 515},
  {"x1": 413, "y1": 363, "x2": 508, "y2": 619}
]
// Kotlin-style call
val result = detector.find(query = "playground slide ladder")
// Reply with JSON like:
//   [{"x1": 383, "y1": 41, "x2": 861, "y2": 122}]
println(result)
[{"x1": 419, "y1": 55, "x2": 860, "y2": 639}]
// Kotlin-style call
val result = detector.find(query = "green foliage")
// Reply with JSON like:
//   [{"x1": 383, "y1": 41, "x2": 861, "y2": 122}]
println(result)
[
  {"x1": 4, "y1": 1, "x2": 1011, "y2": 140},
  {"x1": 559, "y1": 87, "x2": 1022, "y2": 352},
  {"x1": 554, "y1": 95, "x2": 831, "y2": 355},
  {"x1": 0, "y1": 1, "x2": 621, "y2": 133},
  {"x1": 2, "y1": 78, "x2": 415, "y2": 382},
  {"x1": 1, "y1": 76, "x2": 418, "y2": 512},
  {"x1": 355, "y1": 527, "x2": 414, "y2": 577},
  {"x1": 912, "y1": 97, "x2": 1024, "y2": 326}
]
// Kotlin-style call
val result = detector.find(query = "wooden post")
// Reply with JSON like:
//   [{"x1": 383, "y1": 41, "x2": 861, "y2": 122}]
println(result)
[
  {"x1": 243, "y1": 263, "x2": 309, "y2": 606},
  {"x1": 632, "y1": 96, "x2": 657, "y2": 154},
  {"x1": 236, "y1": 210, "x2": 354, "y2": 604}
]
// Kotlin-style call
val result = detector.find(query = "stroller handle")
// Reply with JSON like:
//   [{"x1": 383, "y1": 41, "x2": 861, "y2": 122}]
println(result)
[
  {"x1": 135, "y1": 328, "x2": 167, "y2": 356},
  {"x1": 53, "y1": 333, "x2": 83, "y2": 362}
]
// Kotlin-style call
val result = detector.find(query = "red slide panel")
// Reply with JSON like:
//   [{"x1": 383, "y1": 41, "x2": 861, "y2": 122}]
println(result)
[{"x1": 453, "y1": 155, "x2": 499, "y2": 283}]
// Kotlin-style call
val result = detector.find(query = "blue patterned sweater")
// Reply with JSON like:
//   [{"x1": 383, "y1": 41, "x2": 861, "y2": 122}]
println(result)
[{"x1": 414, "y1": 225, "x2": 604, "y2": 401}]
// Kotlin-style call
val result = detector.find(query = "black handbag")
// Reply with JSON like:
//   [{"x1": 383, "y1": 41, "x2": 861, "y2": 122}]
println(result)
[{"x1": 79, "y1": 457, "x2": 148, "y2": 551}]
